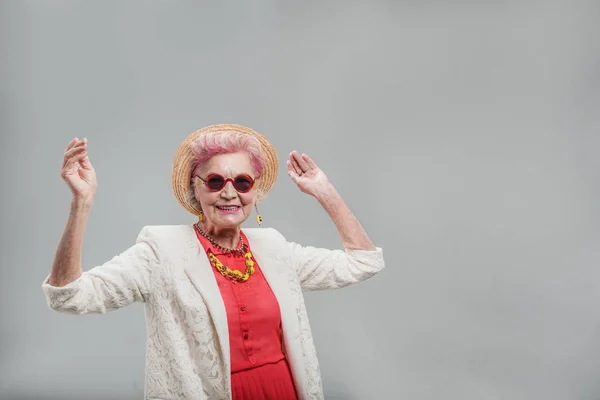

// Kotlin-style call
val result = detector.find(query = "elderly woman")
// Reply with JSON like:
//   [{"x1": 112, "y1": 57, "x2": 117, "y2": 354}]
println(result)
[{"x1": 42, "y1": 124, "x2": 385, "y2": 400}]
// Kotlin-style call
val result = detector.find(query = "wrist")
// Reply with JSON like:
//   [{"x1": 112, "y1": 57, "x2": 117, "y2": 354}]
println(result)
[
  {"x1": 70, "y1": 196, "x2": 94, "y2": 213},
  {"x1": 314, "y1": 182, "x2": 339, "y2": 204}
]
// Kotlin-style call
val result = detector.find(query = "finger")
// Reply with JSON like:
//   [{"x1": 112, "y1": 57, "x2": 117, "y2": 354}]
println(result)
[
  {"x1": 292, "y1": 151, "x2": 310, "y2": 172},
  {"x1": 68, "y1": 137, "x2": 87, "y2": 150},
  {"x1": 79, "y1": 154, "x2": 93, "y2": 170},
  {"x1": 286, "y1": 160, "x2": 298, "y2": 176},
  {"x1": 287, "y1": 164, "x2": 301, "y2": 184},
  {"x1": 62, "y1": 157, "x2": 80, "y2": 176},
  {"x1": 63, "y1": 150, "x2": 85, "y2": 170},
  {"x1": 63, "y1": 151, "x2": 87, "y2": 172},
  {"x1": 301, "y1": 153, "x2": 317, "y2": 170},
  {"x1": 289, "y1": 153, "x2": 303, "y2": 175},
  {"x1": 65, "y1": 137, "x2": 80, "y2": 152},
  {"x1": 65, "y1": 138, "x2": 78, "y2": 151},
  {"x1": 64, "y1": 140, "x2": 86, "y2": 156},
  {"x1": 63, "y1": 144, "x2": 87, "y2": 166},
  {"x1": 77, "y1": 138, "x2": 91, "y2": 169}
]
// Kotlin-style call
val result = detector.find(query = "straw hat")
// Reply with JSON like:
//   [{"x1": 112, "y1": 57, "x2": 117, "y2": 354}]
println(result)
[{"x1": 171, "y1": 124, "x2": 279, "y2": 216}]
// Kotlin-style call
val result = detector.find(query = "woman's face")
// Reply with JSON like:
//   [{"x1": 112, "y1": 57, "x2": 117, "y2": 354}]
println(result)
[{"x1": 194, "y1": 152, "x2": 257, "y2": 230}]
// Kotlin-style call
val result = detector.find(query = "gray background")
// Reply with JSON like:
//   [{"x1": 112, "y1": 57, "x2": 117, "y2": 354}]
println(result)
[{"x1": 2, "y1": 1, "x2": 600, "y2": 399}]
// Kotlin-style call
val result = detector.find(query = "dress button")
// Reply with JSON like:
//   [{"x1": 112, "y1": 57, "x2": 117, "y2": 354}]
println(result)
[
  {"x1": 243, "y1": 332, "x2": 249, "y2": 340},
  {"x1": 240, "y1": 306, "x2": 246, "y2": 311}
]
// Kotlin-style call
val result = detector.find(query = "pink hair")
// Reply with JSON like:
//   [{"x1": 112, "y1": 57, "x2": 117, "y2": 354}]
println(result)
[{"x1": 190, "y1": 131, "x2": 265, "y2": 178}]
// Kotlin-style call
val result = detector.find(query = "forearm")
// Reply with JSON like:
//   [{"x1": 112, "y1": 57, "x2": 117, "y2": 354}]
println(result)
[
  {"x1": 315, "y1": 183, "x2": 376, "y2": 251},
  {"x1": 48, "y1": 198, "x2": 93, "y2": 287}
]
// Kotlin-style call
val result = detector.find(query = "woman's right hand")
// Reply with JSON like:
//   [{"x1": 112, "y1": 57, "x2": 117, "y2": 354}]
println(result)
[{"x1": 61, "y1": 138, "x2": 97, "y2": 202}]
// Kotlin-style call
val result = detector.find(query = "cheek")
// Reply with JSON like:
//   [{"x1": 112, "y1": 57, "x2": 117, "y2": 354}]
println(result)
[
  {"x1": 195, "y1": 188, "x2": 217, "y2": 208},
  {"x1": 240, "y1": 192, "x2": 256, "y2": 207}
]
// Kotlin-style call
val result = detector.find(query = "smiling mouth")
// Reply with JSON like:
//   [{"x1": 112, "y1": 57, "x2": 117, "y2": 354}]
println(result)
[{"x1": 216, "y1": 205, "x2": 241, "y2": 211}]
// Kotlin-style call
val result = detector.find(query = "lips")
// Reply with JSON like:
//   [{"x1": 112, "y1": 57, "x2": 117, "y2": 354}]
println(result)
[{"x1": 216, "y1": 205, "x2": 241, "y2": 211}]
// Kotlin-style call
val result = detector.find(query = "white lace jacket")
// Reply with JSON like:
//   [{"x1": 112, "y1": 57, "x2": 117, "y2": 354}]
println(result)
[{"x1": 42, "y1": 225, "x2": 385, "y2": 400}]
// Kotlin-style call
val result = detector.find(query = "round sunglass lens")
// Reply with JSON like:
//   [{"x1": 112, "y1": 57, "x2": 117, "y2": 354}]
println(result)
[
  {"x1": 207, "y1": 176, "x2": 224, "y2": 190},
  {"x1": 234, "y1": 177, "x2": 252, "y2": 192}
]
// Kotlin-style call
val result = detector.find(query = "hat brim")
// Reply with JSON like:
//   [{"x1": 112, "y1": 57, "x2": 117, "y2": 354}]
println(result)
[{"x1": 171, "y1": 124, "x2": 279, "y2": 216}]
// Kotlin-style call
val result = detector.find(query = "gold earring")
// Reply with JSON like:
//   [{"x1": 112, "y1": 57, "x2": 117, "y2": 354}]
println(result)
[
  {"x1": 255, "y1": 205, "x2": 263, "y2": 225},
  {"x1": 198, "y1": 211, "x2": 203, "y2": 222}
]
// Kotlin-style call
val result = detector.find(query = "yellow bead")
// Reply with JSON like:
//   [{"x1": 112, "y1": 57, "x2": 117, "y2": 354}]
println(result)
[{"x1": 205, "y1": 249, "x2": 257, "y2": 282}]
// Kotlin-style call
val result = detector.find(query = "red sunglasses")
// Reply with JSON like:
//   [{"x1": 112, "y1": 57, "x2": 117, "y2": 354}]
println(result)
[{"x1": 196, "y1": 173, "x2": 255, "y2": 193}]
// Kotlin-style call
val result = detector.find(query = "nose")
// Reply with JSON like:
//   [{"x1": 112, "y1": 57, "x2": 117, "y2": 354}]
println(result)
[{"x1": 220, "y1": 181, "x2": 238, "y2": 199}]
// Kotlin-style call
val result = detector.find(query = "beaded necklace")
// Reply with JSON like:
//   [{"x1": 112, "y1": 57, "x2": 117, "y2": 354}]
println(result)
[{"x1": 194, "y1": 223, "x2": 255, "y2": 282}]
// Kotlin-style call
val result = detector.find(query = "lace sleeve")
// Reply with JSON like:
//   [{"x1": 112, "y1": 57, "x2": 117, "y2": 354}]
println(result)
[
  {"x1": 286, "y1": 240, "x2": 385, "y2": 292},
  {"x1": 41, "y1": 226, "x2": 158, "y2": 314}
]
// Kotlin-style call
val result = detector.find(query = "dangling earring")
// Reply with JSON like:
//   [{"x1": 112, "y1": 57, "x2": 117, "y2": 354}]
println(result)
[
  {"x1": 198, "y1": 211, "x2": 203, "y2": 223},
  {"x1": 255, "y1": 204, "x2": 263, "y2": 225}
]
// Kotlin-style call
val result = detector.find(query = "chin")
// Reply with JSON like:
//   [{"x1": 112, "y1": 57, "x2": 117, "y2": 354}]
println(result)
[
  {"x1": 212, "y1": 216, "x2": 246, "y2": 229},
  {"x1": 216, "y1": 221, "x2": 243, "y2": 229}
]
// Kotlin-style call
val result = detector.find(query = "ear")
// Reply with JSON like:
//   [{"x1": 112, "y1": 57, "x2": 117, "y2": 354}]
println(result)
[
  {"x1": 192, "y1": 178, "x2": 202, "y2": 200},
  {"x1": 254, "y1": 188, "x2": 266, "y2": 204}
]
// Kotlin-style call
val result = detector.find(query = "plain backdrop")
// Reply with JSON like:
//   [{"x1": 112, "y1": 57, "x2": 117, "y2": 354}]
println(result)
[{"x1": 2, "y1": 1, "x2": 600, "y2": 399}]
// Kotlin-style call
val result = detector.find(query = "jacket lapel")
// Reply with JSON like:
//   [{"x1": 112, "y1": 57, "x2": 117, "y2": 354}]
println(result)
[
  {"x1": 244, "y1": 229, "x2": 297, "y2": 333},
  {"x1": 244, "y1": 228, "x2": 307, "y2": 397},
  {"x1": 181, "y1": 225, "x2": 231, "y2": 378}
]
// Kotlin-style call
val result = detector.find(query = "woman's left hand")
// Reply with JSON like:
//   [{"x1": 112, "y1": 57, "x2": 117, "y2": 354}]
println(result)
[{"x1": 287, "y1": 151, "x2": 332, "y2": 198}]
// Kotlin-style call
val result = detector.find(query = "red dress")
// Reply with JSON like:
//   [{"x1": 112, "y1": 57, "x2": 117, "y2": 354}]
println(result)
[{"x1": 195, "y1": 229, "x2": 298, "y2": 400}]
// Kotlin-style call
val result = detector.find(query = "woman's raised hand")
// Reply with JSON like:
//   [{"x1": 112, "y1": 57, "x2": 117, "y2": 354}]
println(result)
[
  {"x1": 60, "y1": 138, "x2": 97, "y2": 202},
  {"x1": 286, "y1": 151, "x2": 332, "y2": 199}
]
